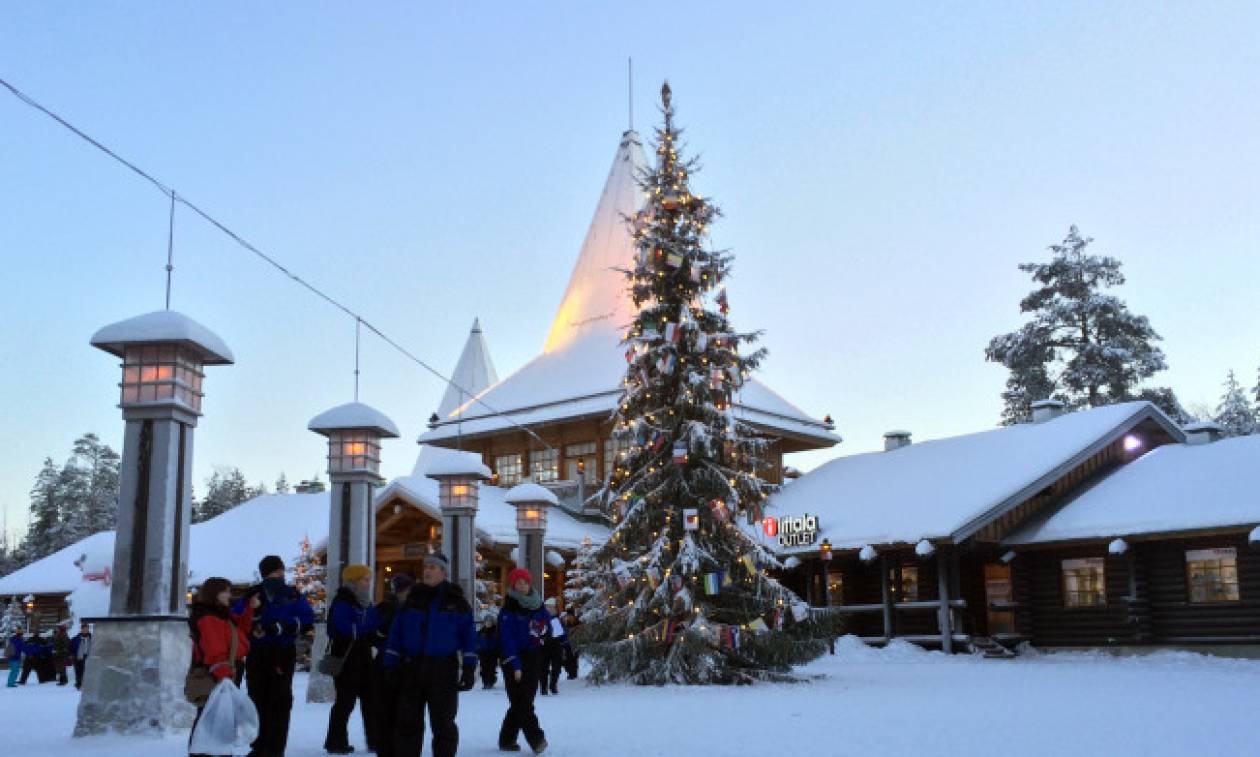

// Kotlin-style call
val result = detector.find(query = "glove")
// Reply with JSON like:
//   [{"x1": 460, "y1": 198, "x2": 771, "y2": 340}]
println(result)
[{"x1": 458, "y1": 663, "x2": 476, "y2": 691}]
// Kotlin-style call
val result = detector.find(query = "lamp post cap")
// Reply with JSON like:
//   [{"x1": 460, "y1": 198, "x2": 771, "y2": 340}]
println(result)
[
  {"x1": 308, "y1": 401, "x2": 400, "y2": 438},
  {"x1": 505, "y1": 482, "x2": 559, "y2": 506},
  {"x1": 424, "y1": 449, "x2": 492, "y2": 480},
  {"x1": 91, "y1": 310, "x2": 234, "y2": 364}
]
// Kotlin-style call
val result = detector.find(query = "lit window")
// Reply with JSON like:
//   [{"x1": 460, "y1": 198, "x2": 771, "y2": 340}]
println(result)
[
  {"x1": 494, "y1": 454, "x2": 522, "y2": 486},
  {"x1": 1062, "y1": 558, "x2": 1106, "y2": 607},
  {"x1": 327, "y1": 430, "x2": 381, "y2": 474},
  {"x1": 121, "y1": 345, "x2": 204, "y2": 412},
  {"x1": 565, "y1": 441, "x2": 597, "y2": 484},
  {"x1": 1186, "y1": 548, "x2": 1240, "y2": 603},
  {"x1": 826, "y1": 571, "x2": 843, "y2": 605},
  {"x1": 529, "y1": 448, "x2": 559, "y2": 483},
  {"x1": 897, "y1": 566, "x2": 919, "y2": 601}
]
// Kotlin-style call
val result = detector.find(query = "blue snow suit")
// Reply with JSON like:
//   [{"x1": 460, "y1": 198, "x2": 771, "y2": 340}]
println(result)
[
  {"x1": 497, "y1": 598, "x2": 551, "y2": 673},
  {"x1": 233, "y1": 579, "x2": 314, "y2": 647},
  {"x1": 382, "y1": 581, "x2": 476, "y2": 670}
]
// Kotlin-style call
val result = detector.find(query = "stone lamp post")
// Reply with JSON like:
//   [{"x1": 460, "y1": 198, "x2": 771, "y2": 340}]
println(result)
[
  {"x1": 76, "y1": 310, "x2": 233, "y2": 737},
  {"x1": 425, "y1": 451, "x2": 492, "y2": 603},
  {"x1": 506, "y1": 482, "x2": 557, "y2": 595},
  {"x1": 306, "y1": 402, "x2": 398, "y2": 702}
]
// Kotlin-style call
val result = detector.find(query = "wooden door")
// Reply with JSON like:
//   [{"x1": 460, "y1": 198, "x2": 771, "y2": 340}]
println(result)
[{"x1": 984, "y1": 563, "x2": 1015, "y2": 636}]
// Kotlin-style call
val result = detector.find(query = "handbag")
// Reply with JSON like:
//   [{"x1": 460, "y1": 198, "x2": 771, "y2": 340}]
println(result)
[
  {"x1": 316, "y1": 635, "x2": 354, "y2": 678},
  {"x1": 186, "y1": 617, "x2": 239, "y2": 705}
]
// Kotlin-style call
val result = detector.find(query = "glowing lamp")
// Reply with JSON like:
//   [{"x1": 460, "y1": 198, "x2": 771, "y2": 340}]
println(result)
[
  {"x1": 308, "y1": 402, "x2": 400, "y2": 480},
  {"x1": 820, "y1": 539, "x2": 833, "y2": 562},
  {"x1": 1123, "y1": 434, "x2": 1143, "y2": 453}
]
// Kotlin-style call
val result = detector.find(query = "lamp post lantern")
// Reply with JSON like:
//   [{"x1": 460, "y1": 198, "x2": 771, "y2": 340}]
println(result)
[
  {"x1": 426, "y1": 451, "x2": 492, "y2": 602},
  {"x1": 76, "y1": 310, "x2": 232, "y2": 737},
  {"x1": 506, "y1": 482, "x2": 557, "y2": 595}
]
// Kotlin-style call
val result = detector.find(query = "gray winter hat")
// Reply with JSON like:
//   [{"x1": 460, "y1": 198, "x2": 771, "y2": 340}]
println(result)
[{"x1": 423, "y1": 551, "x2": 450, "y2": 573}]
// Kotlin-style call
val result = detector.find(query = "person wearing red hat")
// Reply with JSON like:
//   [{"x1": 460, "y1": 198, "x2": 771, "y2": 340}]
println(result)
[{"x1": 496, "y1": 568, "x2": 551, "y2": 754}]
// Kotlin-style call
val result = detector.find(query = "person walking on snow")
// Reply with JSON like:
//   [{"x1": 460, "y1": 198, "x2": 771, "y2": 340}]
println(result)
[
  {"x1": 235, "y1": 555, "x2": 314, "y2": 757},
  {"x1": 52, "y1": 624, "x2": 70, "y2": 686},
  {"x1": 189, "y1": 577, "x2": 257, "y2": 757},
  {"x1": 4, "y1": 629, "x2": 22, "y2": 688},
  {"x1": 70, "y1": 622, "x2": 92, "y2": 689},
  {"x1": 368, "y1": 573, "x2": 413, "y2": 757},
  {"x1": 382, "y1": 552, "x2": 477, "y2": 757},
  {"x1": 323, "y1": 564, "x2": 379, "y2": 755},
  {"x1": 537, "y1": 598, "x2": 568, "y2": 696},
  {"x1": 497, "y1": 568, "x2": 550, "y2": 754}
]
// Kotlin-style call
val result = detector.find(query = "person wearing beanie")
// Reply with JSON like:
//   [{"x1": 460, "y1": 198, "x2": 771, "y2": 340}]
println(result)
[
  {"x1": 234, "y1": 555, "x2": 314, "y2": 757},
  {"x1": 366, "y1": 573, "x2": 413, "y2": 757},
  {"x1": 496, "y1": 567, "x2": 550, "y2": 754},
  {"x1": 323, "y1": 565, "x2": 380, "y2": 755},
  {"x1": 383, "y1": 552, "x2": 477, "y2": 757}
]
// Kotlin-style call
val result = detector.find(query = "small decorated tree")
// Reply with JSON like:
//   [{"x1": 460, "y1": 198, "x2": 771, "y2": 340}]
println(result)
[
  {"x1": 1, "y1": 596, "x2": 25, "y2": 637},
  {"x1": 571, "y1": 83, "x2": 838, "y2": 685},
  {"x1": 291, "y1": 535, "x2": 326, "y2": 617},
  {"x1": 563, "y1": 536, "x2": 602, "y2": 621}
]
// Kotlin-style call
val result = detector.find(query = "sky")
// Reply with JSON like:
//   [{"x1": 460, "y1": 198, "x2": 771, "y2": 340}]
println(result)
[{"x1": 2, "y1": 3, "x2": 1257, "y2": 544}]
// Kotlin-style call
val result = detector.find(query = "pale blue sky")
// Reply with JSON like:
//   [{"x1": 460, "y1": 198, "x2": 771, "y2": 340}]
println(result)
[{"x1": 2, "y1": 3, "x2": 1258, "y2": 543}]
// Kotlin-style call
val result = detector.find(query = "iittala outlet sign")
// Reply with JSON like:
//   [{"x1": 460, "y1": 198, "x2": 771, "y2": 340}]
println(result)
[{"x1": 762, "y1": 514, "x2": 820, "y2": 548}]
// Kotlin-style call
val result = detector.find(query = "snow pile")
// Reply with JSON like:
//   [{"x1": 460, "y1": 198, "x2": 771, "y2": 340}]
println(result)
[{"x1": 1108, "y1": 538, "x2": 1128, "y2": 555}]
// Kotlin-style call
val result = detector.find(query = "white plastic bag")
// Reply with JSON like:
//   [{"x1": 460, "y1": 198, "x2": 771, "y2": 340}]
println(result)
[{"x1": 189, "y1": 678, "x2": 259, "y2": 755}]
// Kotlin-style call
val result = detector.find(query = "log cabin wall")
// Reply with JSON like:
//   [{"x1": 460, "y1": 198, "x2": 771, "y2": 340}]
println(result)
[
  {"x1": 1017, "y1": 546, "x2": 1133, "y2": 646},
  {"x1": 1144, "y1": 534, "x2": 1260, "y2": 644}
]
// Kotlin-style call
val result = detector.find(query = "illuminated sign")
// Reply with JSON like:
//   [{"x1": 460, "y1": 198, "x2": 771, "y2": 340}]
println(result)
[{"x1": 763, "y1": 514, "x2": 820, "y2": 548}]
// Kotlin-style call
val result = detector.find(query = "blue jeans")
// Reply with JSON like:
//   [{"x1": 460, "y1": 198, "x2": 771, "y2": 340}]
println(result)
[{"x1": 5, "y1": 659, "x2": 19, "y2": 687}]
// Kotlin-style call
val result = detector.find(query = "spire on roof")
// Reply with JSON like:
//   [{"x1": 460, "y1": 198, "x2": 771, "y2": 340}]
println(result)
[
  {"x1": 541, "y1": 129, "x2": 648, "y2": 353},
  {"x1": 436, "y1": 318, "x2": 499, "y2": 419}
]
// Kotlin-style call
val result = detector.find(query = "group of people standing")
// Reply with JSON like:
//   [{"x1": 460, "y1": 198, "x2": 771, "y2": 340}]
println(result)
[
  {"x1": 187, "y1": 551, "x2": 572, "y2": 757},
  {"x1": 4, "y1": 622, "x2": 92, "y2": 689}
]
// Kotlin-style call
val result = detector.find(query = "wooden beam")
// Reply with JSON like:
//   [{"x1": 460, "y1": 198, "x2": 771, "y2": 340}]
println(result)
[
  {"x1": 937, "y1": 548, "x2": 953, "y2": 653},
  {"x1": 880, "y1": 554, "x2": 893, "y2": 640}
]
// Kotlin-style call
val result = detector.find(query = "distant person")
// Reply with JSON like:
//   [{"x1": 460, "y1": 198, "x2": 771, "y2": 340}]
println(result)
[
  {"x1": 70, "y1": 622, "x2": 92, "y2": 689},
  {"x1": 52, "y1": 625, "x2": 70, "y2": 686},
  {"x1": 189, "y1": 577, "x2": 257, "y2": 757},
  {"x1": 368, "y1": 573, "x2": 413, "y2": 757},
  {"x1": 497, "y1": 568, "x2": 550, "y2": 754},
  {"x1": 537, "y1": 598, "x2": 568, "y2": 696},
  {"x1": 323, "y1": 565, "x2": 378, "y2": 756},
  {"x1": 4, "y1": 629, "x2": 22, "y2": 688},
  {"x1": 236, "y1": 555, "x2": 314, "y2": 757},
  {"x1": 383, "y1": 552, "x2": 477, "y2": 757},
  {"x1": 476, "y1": 615, "x2": 500, "y2": 689},
  {"x1": 560, "y1": 610, "x2": 579, "y2": 680},
  {"x1": 18, "y1": 634, "x2": 42, "y2": 685}
]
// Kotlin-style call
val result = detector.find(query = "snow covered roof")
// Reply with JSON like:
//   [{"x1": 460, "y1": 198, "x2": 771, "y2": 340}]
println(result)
[
  {"x1": 436, "y1": 318, "x2": 499, "y2": 419},
  {"x1": 420, "y1": 130, "x2": 837, "y2": 449},
  {"x1": 1006, "y1": 434, "x2": 1260, "y2": 545},
  {"x1": 505, "y1": 482, "x2": 559, "y2": 505},
  {"x1": 90, "y1": 310, "x2": 234, "y2": 365},
  {"x1": 748, "y1": 402, "x2": 1184, "y2": 554},
  {"x1": 423, "y1": 449, "x2": 492, "y2": 479},
  {"x1": 0, "y1": 531, "x2": 117, "y2": 596},
  {"x1": 308, "y1": 402, "x2": 401, "y2": 437}
]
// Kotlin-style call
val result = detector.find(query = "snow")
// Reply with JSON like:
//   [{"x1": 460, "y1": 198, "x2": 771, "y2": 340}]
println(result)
[
  {"x1": 1250, "y1": 525, "x2": 1260, "y2": 545},
  {"x1": 306, "y1": 402, "x2": 400, "y2": 438},
  {"x1": 1108, "y1": 538, "x2": 1128, "y2": 555},
  {"x1": 505, "y1": 482, "x2": 559, "y2": 506},
  {"x1": 188, "y1": 493, "x2": 330, "y2": 584},
  {"x1": 914, "y1": 539, "x2": 934, "y2": 557},
  {"x1": 1007, "y1": 434, "x2": 1260, "y2": 544},
  {"x1": 89, "y1": 310, "x2": 234, "y2": 364},
  {"x1": 858, "y1": 545, "x2": 877, "y2": 563},
  {"x1": 435, "y1": 318, "x2": 499, "y2": 419},
  {"x1": 9, "y1": 639, "x2": 1260, "y2": 757},
  {"x1": 0, "y1": 531, "x2": 116, "y2": 595},
  {"x1": 754, "y1": 402, "x2": 1180, "y2": 554},
  {"x1": 420, "y1": 449, "x2": 492, "y2": 479}
]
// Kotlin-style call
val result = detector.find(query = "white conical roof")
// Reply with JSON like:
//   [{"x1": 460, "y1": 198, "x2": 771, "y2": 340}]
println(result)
[
  {"x1": 436, "y1": 318, "x2": 499, "y2": 419},
  {"x1": 542, "y1": 129, "x2": 647, "y2": 353}
]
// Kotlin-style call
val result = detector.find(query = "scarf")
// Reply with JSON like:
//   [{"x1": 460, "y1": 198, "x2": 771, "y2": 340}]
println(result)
[{"x1": 508, "y1": 588, "x2": 542, "y2": 611}]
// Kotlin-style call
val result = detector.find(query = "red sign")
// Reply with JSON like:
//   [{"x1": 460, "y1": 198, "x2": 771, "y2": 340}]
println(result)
[{"x1": 762, "y1": 516, "x2": 778, "y2": 538}]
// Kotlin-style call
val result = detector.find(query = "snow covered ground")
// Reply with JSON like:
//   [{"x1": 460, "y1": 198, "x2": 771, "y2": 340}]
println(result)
[{"x1": 7, "y1": 638, "x2": 1260, "y2": 757}]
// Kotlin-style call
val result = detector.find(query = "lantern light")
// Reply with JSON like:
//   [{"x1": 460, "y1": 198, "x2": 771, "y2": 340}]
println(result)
[
  {"x1": 308, "y1": 402, "x2": 400, "y2": 478},
  {"x1": 820, "y1": 538, "x2": 833, "y2": 562}
]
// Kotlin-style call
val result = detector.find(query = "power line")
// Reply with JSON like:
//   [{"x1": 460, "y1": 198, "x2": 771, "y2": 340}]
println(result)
[{"x1": 0, "y1": 75, "x2": 555, "y2": 454}]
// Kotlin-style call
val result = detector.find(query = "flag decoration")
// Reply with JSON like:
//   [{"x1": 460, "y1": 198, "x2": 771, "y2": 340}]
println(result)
[
  {"x1": 657, "y1": 353, "x2": 677, "y2": 374},
  {"x1": 672, "y1": 442, "x2": 689, "y2": 465},
  {"x1": 683, "y1": 508, "x2": 700, "y2": 531},
  {"x1": 716, "y1": 286, "x2": 729, "y2": 314},
  {"x1": 694, "y1": 332, "x2": 708, "y2": 351},
  {"x1": 651, "y1": 432, "x2": 667, "y2": 453},
  {"x1": 665, "y1": 252, "x2": 683, "y2": 268},
  {"x1": 708, "y1": 367, "x2": 724, "y2": 390},
  {"x1": 708, "y1": 498, "x2": 730, "y2": 522},
  {"x1": 646, "y1": 567, "x2": 662, "y2": 590},
  {"x1": 747, "y1": 617, "x2": 769, "y2": 634},
  {"x1": 790, "y1": 602, "x2": 810, "y2": 623},
  {"x1": 665, "y1": 322, "x2": 682, "y2": 344},
  {"x1": 689, "y1": 265, "x2": 702, "y2": 283},
  {"x1": 703, "y1": 572, "x2": 722, "y2": 595}
]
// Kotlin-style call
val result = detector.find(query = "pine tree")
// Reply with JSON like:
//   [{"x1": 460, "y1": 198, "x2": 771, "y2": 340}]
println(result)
[
  {"x1": 291, "y1": 534, "x2": 326, "y2": 616},
  {"x1": 23, "y1": 458, "x2": 64, "y2": 559},
  {"x1": 572, "y1": 83, "x2": 837, "y2": 685},
  {"x1": 194, "y1": 467, "x2": 258, "y2": 523},
  {"x1": 985, "y1": 226, "x2": 1167, "y2": 424},
  {"x1": 0, "y1": 597, "x2": 25, "y2": 637},
  {"x1": 563, "y1": 535, "x2": 602, "y2": 618},
  {"x1": 275, "y1": 473, "x2": 291, "y2": 494},
  {"x1": 1213, "y1": 370, "x2": 1257, "y2": 437},
  {"x1": 1136, "y1": 386, "x2": 1193, "y2": 425}
]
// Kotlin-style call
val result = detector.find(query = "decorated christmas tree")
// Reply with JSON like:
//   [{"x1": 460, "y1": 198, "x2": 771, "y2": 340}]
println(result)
[
  {"x1": 291, "y1": 534, "x2": 327, "y2": 616},
  {"x1": 1, "y1": 596, "x2": 25, "y2": 637},
  {"x1": 563, "y1": 535, "x2": 601, "y2": 616},
  {"x1": 572, "y1": 83, "x2": 838, "y2": 685}
]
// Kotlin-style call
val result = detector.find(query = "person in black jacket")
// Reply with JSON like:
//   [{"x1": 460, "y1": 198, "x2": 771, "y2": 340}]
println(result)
[
  {"x1": 537, "y1": 598, "x2": 567, "y2": 696},
  {"x1": 497, "y1": 568, "x2": 550, "y2": 754},
  {"x1": 382, "y1": 552, "x2": 477, "y2": 757},
  {"x1": 323, "y1": 565, "x2": 378, "y2": 755},
  {"x1": 368, "y1": 573, "x2": 413, "y2": 757},
  {"x1": 234, "y1": 554, "x2": 315, "y2": 757},
  {"x1": 476, "y1": 615, "x2": 500, "y2": 689}
]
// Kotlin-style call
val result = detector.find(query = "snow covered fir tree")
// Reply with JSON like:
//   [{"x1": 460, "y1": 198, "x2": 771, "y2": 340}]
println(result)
[
  {"x1": 0, "y1": 597, "x2": 24, "y2": 637},
  {"x1": 1213, "y1": 370, "x2": 1258, "y2": 437},
  {"x1": 570, "y1": 83, "x2": 838, "y2": 685},
  {"x1": 985, "y1": 225, "x2": 1171, "y2": 424},
  {"x1": 291, "y1": 534, "x2": 326, "y2": 615}
]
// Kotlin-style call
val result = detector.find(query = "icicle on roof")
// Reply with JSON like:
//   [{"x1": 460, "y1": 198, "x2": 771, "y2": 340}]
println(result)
[
  {"x1": 542, "y1": 129, "x2": 647, "y2": 353},
  {"x1": 436, "y1": 317, "x2": 499, "y2": 419}
]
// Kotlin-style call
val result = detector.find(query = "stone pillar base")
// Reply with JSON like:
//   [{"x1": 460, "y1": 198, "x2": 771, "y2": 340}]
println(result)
[
  {"x1": 305, "y1": 624, "x2": 335, "y2": 703},
  {"x1": 74, "y1": 618, "x2": 195, "y2": 737}
]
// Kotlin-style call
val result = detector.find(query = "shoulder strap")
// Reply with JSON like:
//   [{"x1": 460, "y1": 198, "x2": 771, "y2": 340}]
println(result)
[{"x1": 229, "y1": 618, "x2": 240, "y2": 666}]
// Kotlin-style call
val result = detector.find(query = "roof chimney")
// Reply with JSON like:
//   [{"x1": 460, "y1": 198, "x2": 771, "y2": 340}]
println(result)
[
  {"x1": 1030, "y1": 399, "x2": 1066, "y2": 423},
  {"x1": 1183, "y1": 421, "x2": 1226, "y2": 445},
  {"x1": 883, "y1": 430, "x2": 912, "y2": 451}
]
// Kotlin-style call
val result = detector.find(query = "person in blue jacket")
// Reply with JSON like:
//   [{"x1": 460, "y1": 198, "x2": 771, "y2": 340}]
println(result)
[
  {"x1": 382, "y1": 552, "x2": 477, "y2": 757},
  {"x1": 5, "y1": 629, "x2": 23, "y2": 687},
  {"x1": 476, "y1": 615, "x2": 501, "y2": 689},
  {"x1": 497, "y1": 568, "x2": 550, "y2": 754},
  {"x1": 235, "y1": 554, "x2": 314, "y2": 757},
  {"x1": 323, "y1": 564, "x2": 379, "y2": 755}
]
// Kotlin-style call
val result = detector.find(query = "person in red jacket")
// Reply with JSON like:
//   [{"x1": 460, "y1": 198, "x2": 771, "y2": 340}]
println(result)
[{"x1": 189, "y1": 577, "x2": 257, "y2": 757}]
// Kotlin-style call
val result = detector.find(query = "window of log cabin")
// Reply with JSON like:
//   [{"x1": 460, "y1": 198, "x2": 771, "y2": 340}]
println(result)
[
  {"x1": 895, "y1": 565, "x2": 919, "y2": 601},
  {"x1": 529, "y1": 448, "x2": 559, "y2": 483},
  {"x1": 1061, "y1": 557, "x2": 1106, "y2": 607},
  {"x1": 1186, "y1": 548, "x2": 1240, "y2": 603},
  {"x1": 565, "y1": 441, "x2": 597, "y2": 484},
  {"x1": 826, "y1": 570, "x2": 844, "y2": 605},
  {"x1": 494, "y1": 454, "x2": 522, "y2": 486}
]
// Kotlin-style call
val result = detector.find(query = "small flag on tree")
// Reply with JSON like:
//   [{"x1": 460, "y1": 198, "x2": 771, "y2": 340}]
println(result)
[
  {"x1": 703, "y1": 572, "x2": 722, "y2": 595},
  {"x1": 708, "y1": 498, "x2": 730, "y2": 522},
  {"x1": 683, "y1": 508, "x2": 699, "y2": 531},
  {"x1": 672, "y1": 442, "x2": 689, "y2": 465}
]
